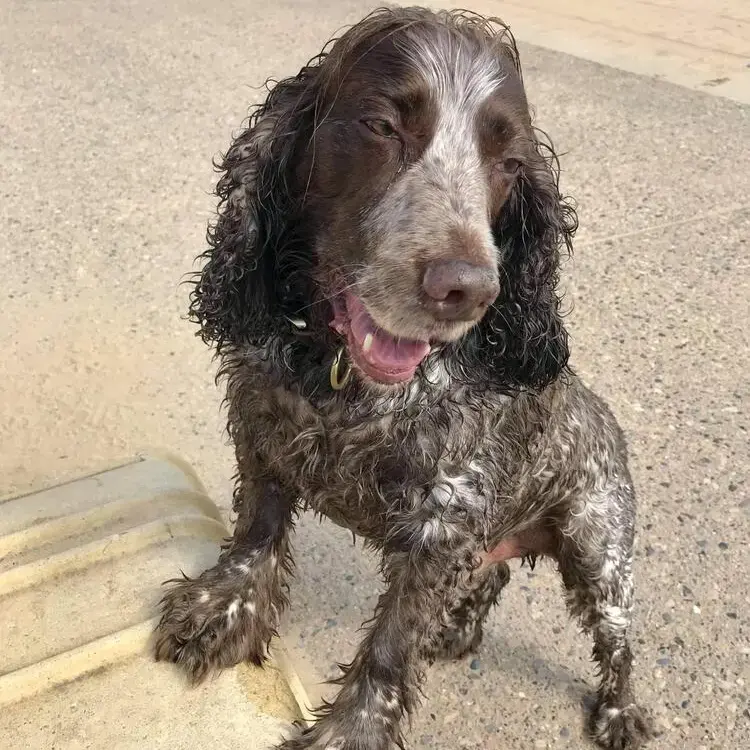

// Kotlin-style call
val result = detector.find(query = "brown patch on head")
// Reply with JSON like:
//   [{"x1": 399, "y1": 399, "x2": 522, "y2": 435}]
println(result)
[
  {"x1": 295, "y1": 26, "x2": 440, "y2": 275},
  {"x1": 475, "y1": 84, "x2": 532, "y2": 218}
]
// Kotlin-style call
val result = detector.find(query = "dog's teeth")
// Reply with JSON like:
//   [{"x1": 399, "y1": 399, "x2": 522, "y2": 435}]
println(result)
[{"x1": 363, "y1": 333, "x2": 374, "y2": 353}]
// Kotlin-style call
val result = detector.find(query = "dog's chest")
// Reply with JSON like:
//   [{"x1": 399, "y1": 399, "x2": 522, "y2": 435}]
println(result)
[
  {"x1": 321, "y1": 437, "x2": 493, "y2": 544},
  {"x1": 267, "y1": 390, "x2": 499, "y2": 542}
]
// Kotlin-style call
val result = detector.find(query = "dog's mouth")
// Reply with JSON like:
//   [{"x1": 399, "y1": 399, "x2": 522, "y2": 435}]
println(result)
[{"x1": 330, "y1": 292, "x2": 431, "y2": 385}]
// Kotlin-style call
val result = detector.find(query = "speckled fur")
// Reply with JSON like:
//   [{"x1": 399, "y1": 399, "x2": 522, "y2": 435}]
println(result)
[{"x1": 153, "y1": 7, "x2": 651, "y2": 749}]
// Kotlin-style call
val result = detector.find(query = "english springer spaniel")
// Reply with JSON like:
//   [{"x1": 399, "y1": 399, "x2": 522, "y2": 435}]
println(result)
[{"x1": 154, "y1": 7, "x2": 652, "y2": 749}]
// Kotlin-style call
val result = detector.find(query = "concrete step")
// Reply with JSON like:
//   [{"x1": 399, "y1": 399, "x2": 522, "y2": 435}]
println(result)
[{"x1": 0, "y1": 454, "x2": 316, "y2": 750}]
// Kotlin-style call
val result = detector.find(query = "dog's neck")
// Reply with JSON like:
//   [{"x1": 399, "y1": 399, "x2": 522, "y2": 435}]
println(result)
[{"x1": 243, "y1": 313, "x2": 535, "y2": 421}]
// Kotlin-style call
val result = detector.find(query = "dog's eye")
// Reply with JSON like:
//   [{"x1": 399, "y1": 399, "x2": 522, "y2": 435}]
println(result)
[
  {"x1": 499, "y1": 158, "x2": 521, "y2": 174},
  {"x1": 363, "y1": 119, "x2": 399, "y2": 139}
]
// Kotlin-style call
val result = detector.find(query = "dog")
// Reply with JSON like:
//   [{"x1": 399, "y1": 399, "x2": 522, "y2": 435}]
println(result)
[{"x1": 153, "y1": 7, "x2": 652, "y2": 749}]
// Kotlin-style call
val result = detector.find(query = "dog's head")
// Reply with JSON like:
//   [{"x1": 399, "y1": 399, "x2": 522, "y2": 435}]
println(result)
[{"x1": 191, "y1": 7, "x2": 577, "y2": 392}]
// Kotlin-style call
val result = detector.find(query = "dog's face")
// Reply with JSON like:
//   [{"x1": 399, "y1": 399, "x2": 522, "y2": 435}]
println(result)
[
  {"x1": 302, "y1": 26, "x2": 533, "y2": 385},
  {"x1": 191, "y1": 9, "x2": 577, "y2": 392}
]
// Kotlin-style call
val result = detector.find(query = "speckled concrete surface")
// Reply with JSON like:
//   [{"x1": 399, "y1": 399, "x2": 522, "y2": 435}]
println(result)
[
  {"x1": 432, "y1": 0, "x2": 750, "y2": 105},
  {"x1": 1, "y1": 1, "x2": 748, "y2": 748}
]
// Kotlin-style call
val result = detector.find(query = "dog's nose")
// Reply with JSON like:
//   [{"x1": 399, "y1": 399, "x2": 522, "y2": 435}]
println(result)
[{"x1": 422, "y1": 260, "x2": 500, "y2": 321}]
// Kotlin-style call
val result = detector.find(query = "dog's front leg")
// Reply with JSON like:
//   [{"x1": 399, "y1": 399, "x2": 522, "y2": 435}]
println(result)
[
  {"x1": 153, "y1": 474, "x2": 296, "y2": 683},
  {"x1": 278, "y1": 545, "x2": 477, "y2": 750},
  {"x1": 558, "y1": 480, "x2": 652, "y2": 749}
]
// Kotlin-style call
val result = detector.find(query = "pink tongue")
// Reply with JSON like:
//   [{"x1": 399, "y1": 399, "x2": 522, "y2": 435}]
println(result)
[{"x1": 346, "y1": 293, "x2": 430, "y2": 373}]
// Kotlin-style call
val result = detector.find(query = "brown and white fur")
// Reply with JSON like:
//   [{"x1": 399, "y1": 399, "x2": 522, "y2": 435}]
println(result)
[{"x1": 153, "y1": 7, "x2": 652, "y2": 749}]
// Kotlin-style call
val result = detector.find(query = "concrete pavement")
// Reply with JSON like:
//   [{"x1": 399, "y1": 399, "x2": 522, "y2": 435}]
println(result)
[
  {"x1": 1, "y1": 1, "x2": 748, "y2": 748},
  {"x1": 432, "y1": 0, "x2": 750, "y2": 105}
]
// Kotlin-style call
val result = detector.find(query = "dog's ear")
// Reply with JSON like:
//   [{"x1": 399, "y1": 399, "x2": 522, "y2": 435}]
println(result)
[
  {"x1": 459, "y1": 131, "x2": 578, "y2": 391},
  {"x1": 188, "y1": 67, "x2": 321, "y2": 352}
]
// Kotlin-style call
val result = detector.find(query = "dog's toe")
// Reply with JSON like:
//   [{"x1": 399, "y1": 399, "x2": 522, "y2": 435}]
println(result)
[{"x1": 588, "y1": 702, "x2": 652, "y2": 749}]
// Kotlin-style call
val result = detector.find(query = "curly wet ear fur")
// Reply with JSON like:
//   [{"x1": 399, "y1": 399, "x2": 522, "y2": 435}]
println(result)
[
  {"x1": 187, "y1": 64, "x2": 322, "y2": 352},
  {"x1": 446, "y1": 131, "x2": 578, "y2": 391}
]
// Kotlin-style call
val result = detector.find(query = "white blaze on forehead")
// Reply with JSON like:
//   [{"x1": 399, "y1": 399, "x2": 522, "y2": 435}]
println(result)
[
  {"x1": 406, "y1": 33, "x2": 502, "y2": 151},
  {"x1": 404, "y1": 31, "x2": 504, "y2": 227},
  {"x1": 405, "y1": 31, "x2": 503, "y2": 111}
]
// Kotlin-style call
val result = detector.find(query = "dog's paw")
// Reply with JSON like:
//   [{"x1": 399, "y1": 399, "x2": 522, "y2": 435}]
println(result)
[
  {"x1": 152, "y1": 575, "x2": 275, "y2": 684},
  {"x1": 588, "y1": 702, "x2": 652, "y2": 749},
  {"x1": 275, "y1": 728, "x2": 392, "y2": 750}
]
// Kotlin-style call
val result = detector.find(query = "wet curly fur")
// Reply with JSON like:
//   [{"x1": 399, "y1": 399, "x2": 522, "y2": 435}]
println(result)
[{"x1": 153, "y1": 7, "x2": 651, "y2": 749}]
